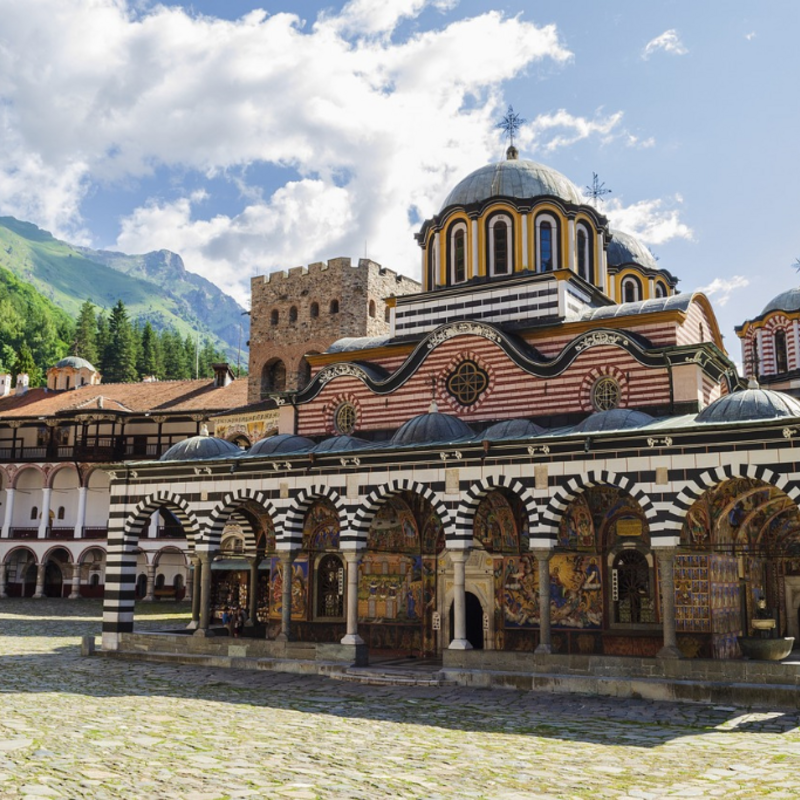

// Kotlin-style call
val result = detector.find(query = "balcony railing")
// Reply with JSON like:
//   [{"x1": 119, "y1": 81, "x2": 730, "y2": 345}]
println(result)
[
  {"x1": 8, "y1": 528, "x2": 38, "y2": 539},
  {"x1": 49, "y1": 527, "x2": 75, "y2": 540},
  {"x1": 83, "y1": 528, "x2": 108, "y2": 539},
  {"x1": 0, "y1": 437, "x2": 182, "y2": 463}
]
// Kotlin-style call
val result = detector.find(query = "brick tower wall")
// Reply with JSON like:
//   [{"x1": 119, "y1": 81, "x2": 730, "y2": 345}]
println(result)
[{"x1": 248, "y1": 258, "x2": 420, "y2": 403}]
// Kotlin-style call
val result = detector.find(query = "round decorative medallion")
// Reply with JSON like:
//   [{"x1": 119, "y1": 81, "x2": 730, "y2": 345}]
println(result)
[
  {"x1": 592, "y1": 376, "x2": 621, "y2": 411},
  {"x1": 446, "y1": 360, "x2": 489, "y2": 407},
  {"x1": 334, "y1": 402, "x2": 357, "y2": 435}
]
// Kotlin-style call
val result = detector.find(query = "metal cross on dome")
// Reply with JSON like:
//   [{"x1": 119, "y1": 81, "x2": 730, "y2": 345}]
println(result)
[{"x1": 497, "y1": 105, "x2": 526, "y2": 148}]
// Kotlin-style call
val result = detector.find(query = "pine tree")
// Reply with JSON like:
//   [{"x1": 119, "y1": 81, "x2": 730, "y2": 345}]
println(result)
[
  {"x1": 161, "y1": 329, "x2": 190, "y2": 379},
  {"x1": 138, "y1": 321, "x2": 162, "y2": 379},
  {"x1": 12, "y1": 342, "x2": 40, "y2": 386},
  {"x1": 184, "y1": 334, "x2": 197, "y2": 379},
  {"x1": 103, "y1": 300, "x2": 138, "y2": 383},
  {"x1": 72, "y1": 300, "x2": 99, "y2": 365}
]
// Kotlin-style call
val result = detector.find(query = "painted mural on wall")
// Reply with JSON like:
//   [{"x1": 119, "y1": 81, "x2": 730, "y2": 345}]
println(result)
[
  {"x1": 559, "y1": 486, "x2": 648, "y2": 549},
  {"x1": 474, "y1": 492, "x2": 520, "y2": 553},
  {"x1": 358, "y1": 554, "x2": 423, "y2": 622},
  {"x1": 496, "y1": 553, "x2": 603, "y2": 630},
  {"x1": 303, "y1": 500, "x2": 340, "y2": 551},
  {"x1": 366, "y1": 497, "x2": 419, "y2": 553},
  {"x1": 268, "y1": 556, "x2": 308, "y2": 620}
]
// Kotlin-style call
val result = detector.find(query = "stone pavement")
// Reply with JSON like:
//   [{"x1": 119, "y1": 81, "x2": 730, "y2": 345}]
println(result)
[{"x1": 1, "y1": 600, "x2": 799, "y2": 799}]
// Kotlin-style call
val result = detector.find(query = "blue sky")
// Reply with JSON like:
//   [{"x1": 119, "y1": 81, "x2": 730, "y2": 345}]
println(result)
[{"x1": 2, "y1": 0, "x2": 799, "y2": 363}]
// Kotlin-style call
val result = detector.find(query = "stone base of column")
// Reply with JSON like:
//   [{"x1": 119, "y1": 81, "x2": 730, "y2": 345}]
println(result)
[
  {"x1": 143, "y1": 596, "x2": 154, "y2": 603},
  {"x1": 186, "y1": 619, "x2": 199, "y2": 630},
  {"x1": 192, "y1": 628, "x2": 216, "y2": 638},
  {"x1": 340, "y1": 633, "x2": 365, "y2": 646},
  {"x1": 68, "y1": 591, "x2": 80, "y2": 600},
  {"x1": 33, "y1": 592, "x2": 44, "y2": 599},
  {"x1": 534, "y1": 643, "x2": 552, "y2": 655},
  {"x1": 656, "y1": 644, "x2": 683, "y2": 659},
  {"x1": 275, "y1": 632, "x2": 289, "y2": 642},
  {"x1": 448, "y1": 638, "x2": 473, "y2": 650}
]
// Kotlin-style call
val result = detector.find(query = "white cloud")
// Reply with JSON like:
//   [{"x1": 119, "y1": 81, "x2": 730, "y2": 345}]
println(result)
[
  {"x1": 642, "y1": 29, "x2": 688, "y2": 60},
  {"x1": 695, "y1": 276, "x2": 750, "y2": 306},
  {"x1": 745, "y1": 31, "x2": 756, "y2": 41},
  {"x1": 0, "y1": 0, "x2": 578, "y2": 300},
  {"x1": 519, "y1": 109, "x2": 623, "y2": 153},
  {"x1": 603, "y1": 196, "x2": 693, "y2": 245}
]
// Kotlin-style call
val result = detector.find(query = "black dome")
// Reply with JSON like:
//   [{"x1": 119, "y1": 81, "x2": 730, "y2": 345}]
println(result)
[
  {"x1": 607, "y1": 229, "x2": 658, "y2": 271},
  {"x1": 762, "y1": 287, "x2": 800, "y2": 316},
  {"x1": 160, "y1": 436, "x2": 241, "y2": 462},
  {"x1": 314, "y1": 435, "x2": 371, "y2": 453},
  {"x1": 696, "y1": 388, "x2": 800, "y2": 424},
  {"x1": 248, "y1": 434, "x2": 315, "y2": 456},
  {"x1": 391, "y1": 410, "x2": 473, "y2": 447},
  {"x1": 483, "y1": 419, "x2": 544, "y2": 440},
  {"x1": 572, "y1": 409, "x2": 654, "y2": 433}
]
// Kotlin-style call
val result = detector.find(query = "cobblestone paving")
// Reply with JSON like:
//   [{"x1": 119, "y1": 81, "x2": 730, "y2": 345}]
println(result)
[{"x1": 0, "y1": 600, "x2": 799, "y2": 799}]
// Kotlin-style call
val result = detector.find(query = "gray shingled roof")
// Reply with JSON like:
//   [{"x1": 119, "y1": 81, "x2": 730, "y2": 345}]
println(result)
[
  {"x1": 578, "y1": 293, "x2": 692, "y2": 321},
  {"x1": 696, "y1": 388, "x2": 800, "y2": 424}
]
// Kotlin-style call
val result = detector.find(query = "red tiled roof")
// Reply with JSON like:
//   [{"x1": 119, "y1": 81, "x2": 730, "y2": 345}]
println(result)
[{"x1": 0, "y1": 378, "x2": 249, "y2": 419}]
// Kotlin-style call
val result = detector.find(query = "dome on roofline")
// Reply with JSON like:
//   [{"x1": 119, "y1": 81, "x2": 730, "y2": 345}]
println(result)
[
  {"x1": 607, "y1": 230, "x2": 659, "y2": 272},
  {"x1": 248, "y1": 433, "x2": 315, "y2": 456},
  {"x1": 761, "y1": 287, "x2": 800, "y2": 317},
  {"x1": 160, "y1": 435, "x2": 241, "y2": 462},
  {"x1": 54, "y1": 356, "x2": 97, "y2": 371},
  {"x1": 391, "y1": 407, "x2": 474, "y2": 447},
  {"x1": 572, "y1": 409, "x2": 654, "y2": 434},
  {"x1": 696, "y1": 386, "x2": 800, "y2": 424}
]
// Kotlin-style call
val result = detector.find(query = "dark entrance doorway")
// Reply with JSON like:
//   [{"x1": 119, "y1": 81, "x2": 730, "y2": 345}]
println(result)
[
  {"x1": 44, "y1": 561, "x2": 63, "y2": 597},
  {"x1": 449, "y1": 591, "x2": 485, "y2": 649}
]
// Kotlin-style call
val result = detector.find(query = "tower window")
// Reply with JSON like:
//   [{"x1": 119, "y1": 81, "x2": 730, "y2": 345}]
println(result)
[
  {"x1": 384, "y1": 306, "x2": 391, "y2": 323},
  {"x1": 576, "y1": 225, "x2": 592, "y2": 282},
  {"x1": 454, "y1": 229, "x2": 466, "y2": 283},
  {"x1": 751, "y1": 339, "x2": 760, "y2": 377},
  {"x1": 310, "y1": 302, "x2": 319, "y2": 318},
  {"x1": 621, "y1": 276, "x2": 641, "y2": 304},
  {"x1": 270, "y1": 309, "x2": 279, "y2": 326},
  {"x1": 330, "y1": 299, "x2": 340, "y2": 314},
  {"x1": 535, "y1": 214, "x2": 558, "y2": 272},
  {"x1": 487, "y1": 214, "x2": 513, "y2": 276},
  {"x1": 369, "y1": 300, "x2": 376, "y2": 318},
  {"x1": 654, "y1": 282, "x2": 666, "y2": 299},
  {"x1": 289, "y1": 306, "x2": 298, "y2": 323},
  {"x1": 775, "y1": 329, "x2": 789, "y2": 373}
]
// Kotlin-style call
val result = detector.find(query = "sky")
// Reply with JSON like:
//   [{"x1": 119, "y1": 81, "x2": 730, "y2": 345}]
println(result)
[{"x1": 2, "y1": 0, "x2": 800, "y2": 361}]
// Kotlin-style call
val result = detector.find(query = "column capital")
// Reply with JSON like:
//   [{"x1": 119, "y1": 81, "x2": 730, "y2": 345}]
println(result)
[
  {"x1": 531, "y1": 548, "x2": 553, "y2": 562},
  {"x1": 342, "y1": 551, "x2": 363, "y2": 564},
  {"x1": 654, "y1": 546, "x2": 679, "y2": 560},
  {"x1": 447, "y1": 549, "x2": 471, "y2": 563}
]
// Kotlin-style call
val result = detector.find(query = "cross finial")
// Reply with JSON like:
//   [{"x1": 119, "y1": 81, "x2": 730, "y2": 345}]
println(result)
[
  {"x1": 497, "y1": 105, "x2": 526, "y2": 151},
  {"x1": 585, "y1": 172, "x2": 612, "y2": 205}
]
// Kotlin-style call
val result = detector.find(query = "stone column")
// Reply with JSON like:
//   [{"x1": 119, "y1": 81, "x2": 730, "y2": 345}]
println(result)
[
  {"x1": 69, "y1": 562, "x2": 81, "y2": 599},
  {"x1": 38, "y1": 487, "x2": 52, "y2": 538},
  {"x1": 276, "y1": 551, "x2": 295, "y2": 642},
  {"x1": 2, "y1": 488, "x2": 15, "y2": 538},
  {"x1": 187, "y1": 560, "x2": 201, "y2": 630},
  {"x1": 341, "y1": 551, "x2": 364, "y2": 646},
  {"x1": 74, "y1": 487, "x2": 87, "y2": 539},
  {"x1": 656, "y1": 547, "x2": 682, "y2": 659},
  {"x1": 246, "y1": 557, "x2": 259, "y2": 627},
  {"x1": 533, "y1": 549, "x2": 553, "y2": 654},
  {"x1": 448, "y1": 550, "x2": 472, "y2": 650},
  {"x1": 144, "y1": 564, "x2": 156, "y2": 602},
  {"x1": 0, "y1": 563, "x2": 7, "y2": 598},
  {"x1": 33, "y1": 563, "x2": 46, "y2": 599},
  {"x1": 186, "y1": 561, "x2": 195, "y2": 604},
  {"x1": 567, "y1": 218, "x2": 575, "y2": 272},
  {"x1": 193, "y1": 554, "x2": 213, "y2": 635},
  {"x1": 148, "y1": 514, "x2": 159, "y2": 539}
]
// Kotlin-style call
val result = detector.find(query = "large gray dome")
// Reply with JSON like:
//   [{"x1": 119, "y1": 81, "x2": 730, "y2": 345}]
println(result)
[
  {"x1": 160, "y1": 436, "x2": 241, "y2": 461},
  {"x1": 572, "y1": 409, "x2": 654, "y2": 433},
  {"x1": 483, "y1": 419, "x2": 544, "y2": 440},
  {"x1": 607, "y1": 230, "x2": 658, "y2": 271},
  {"x1": 762, "y1": 287, "x2": 800, "y2": 316},
  {"x1": 442, "y1": 156, "x2": 584, "y2": 210},
  {"x1": 54, "y1": 356, "x2": 96, "y2": 371},
  {"x1": 696, "y1": 388, "x2": 800, "y2": 424},
  {"x1": 391, "y1": 411, "x2": 473, "y2": 447},
  {"x1": 248, "y1": 434, "x2": 315, "y2": 456},
  {"x1": 313, "y1": 435, "x2": 370, "y2": 453}
]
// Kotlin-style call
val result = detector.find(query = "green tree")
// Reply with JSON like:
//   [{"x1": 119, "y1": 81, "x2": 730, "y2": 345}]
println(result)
[
  {"x1": 72, "y1": 300, "x2": 99, "y2": 365},
  {"x1": 160, "y1": 328, "x2": 190, "y2": 380},
  {"x1": 103, "y1": 300, "x2": 138, "y2": 383},
  {"x1": 138, "y1": 321, "x2": 162, "y2": 379},
  {"x1": 12, "y1": 342, "x2": 40, "y2": 386}
]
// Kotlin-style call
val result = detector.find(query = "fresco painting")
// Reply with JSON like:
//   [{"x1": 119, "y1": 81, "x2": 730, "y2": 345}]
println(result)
[
  {"x1": 367, "y1": 497, "x2": 419, "y2": 553},
  {"x1": 358, "y1": 553, "x2": 422, "y2": 622},
  {"x1": 474, "y1": 492, "x2": 519, "y2": 553},
  {"x1": 268, "y1": 556, "x2": 308, "y2": 620},
  {"x1": 303, "y1": 501, "x2": 340, "y2": 551},
  {"x1": 558, "y1": 494, "x2": 594, "y2": 549}
]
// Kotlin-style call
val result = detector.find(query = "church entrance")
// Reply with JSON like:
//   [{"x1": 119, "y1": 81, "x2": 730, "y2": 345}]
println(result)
[{"x1": 449, "y1": 592, "x2": 485, "y2": 650}]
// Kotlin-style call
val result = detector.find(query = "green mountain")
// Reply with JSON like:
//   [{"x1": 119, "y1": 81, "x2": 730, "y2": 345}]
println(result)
[{"x1": 0, "y1": 217, "x2": 248, "y2": 362}]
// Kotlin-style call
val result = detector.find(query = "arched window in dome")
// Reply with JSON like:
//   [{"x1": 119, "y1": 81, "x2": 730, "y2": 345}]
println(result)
[
  {"x1": 751, "y1": 338, "x2": 760, "y2": 377},
  {"x1": 576, "y1": 223, "x2": 592, "y2": 282},
  {"x1": 448, "y1": 222, "x2": 468, "y2": 285},
  {"x1": 487, "y1": 213, "x2": 513, "y2": 276},
  {"x1": 535, "y1": 214, "x2": 558, "y2": 272},
  {"x1": 774, "y1": 329, "x2": 789, "y2": 373},
  {"x1": 654, "y1": 281, "x2": 667, "y2": 299},
  {"x1": 621, "y1": 276, "x2": 642, "y2": 304}
]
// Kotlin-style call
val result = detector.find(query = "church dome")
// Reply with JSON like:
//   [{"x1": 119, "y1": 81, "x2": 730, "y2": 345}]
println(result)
[
  {"x1": 572, "y1": 409, "x2": 654, "y2": 433},
  {"x1": 54, "y1": 356, "x2": 96, "y2": 371},
  {"x1": 607, "y1": 230, "x2": 658, "y2": 271},
  {"x1": 483, "y1": 418, "x2": 544, "y2": 440},
  {"x1": 442, "y1": 154, "x2": 584, "y2": 210},
  {"x1": 391, "y1": 409, "x2": 474, "y2": 447},
  {"x1": 761, "y1": 287, "x2": 800, "y2": 316},
  {"x1": 696, "y1": 387, "x2": 800, "y2": 424},
  {"x1": 314, "y1": 435, "x2": 371, "y2": 453},
  {"x1": 160, "y1": 435, "x2": 241, "y2": 462},
  {"x1": 248, "y1": 433, "x2": 315, "y2": 456}
]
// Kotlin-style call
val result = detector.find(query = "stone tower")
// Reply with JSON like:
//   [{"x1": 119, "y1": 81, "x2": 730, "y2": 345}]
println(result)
[{"x1": 247, "y1": 257, "x2": 420, "y2": 403}]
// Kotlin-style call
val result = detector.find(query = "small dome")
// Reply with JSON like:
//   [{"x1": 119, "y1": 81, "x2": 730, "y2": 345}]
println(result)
[
  {"x1": 54, "y1": 356, "x2": 96, "y2": 371},
  {"x1": 248, "y1": 433, "x2": 315, "y2": 456},
  {"x1": 607, "y1": 230, "x2": 658, "y2": 271},
  {"x1": 483, "y1": 419, "x2": 544, "y2": 440},
  {"x1": 391, "y1": 411, "x2": 474, "y2": 447},
  {"x1": 160, "y1": 435, "x2": 241, "y2": 462},
  {"x1": 761, "y1": 287, "x2": 800, "y2": 316},
  {"x1": 696, "y1": 388, "x2": 800, "y2": 424},
  {"x1": 442, "y1": 157, "x2": 584, "y2": 210},
  {"x1": 313, "y1": 435, "x2": 371, "y2": 453},
  {"x1": 572, "y1": 409, "x2": 654, "y2": 433}
]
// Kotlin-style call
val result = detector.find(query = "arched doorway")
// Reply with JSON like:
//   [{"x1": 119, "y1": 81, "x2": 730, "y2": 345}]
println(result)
[
  {"x1": 449, "y1": 592, "x2": 485, "y2": 650},
  {"x1": 43, "y1": 547, "x2": 71, "y2": 597}
]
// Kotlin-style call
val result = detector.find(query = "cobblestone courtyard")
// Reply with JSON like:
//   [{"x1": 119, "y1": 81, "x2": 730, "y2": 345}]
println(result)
[{"x1": 0, "y1": 601, "x2": 799, "y2": 799}]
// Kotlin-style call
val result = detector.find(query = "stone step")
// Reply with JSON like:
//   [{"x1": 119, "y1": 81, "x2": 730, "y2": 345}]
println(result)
[{"x1": 332, "y1": 668, "x2": 456, "y2": 687}]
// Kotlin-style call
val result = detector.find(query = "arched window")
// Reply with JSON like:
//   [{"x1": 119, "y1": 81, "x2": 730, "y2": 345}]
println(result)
[
  {"x1": 775, "y1": 329, "x2": 789, "y2": 373},
  {"x1": 90, "y1": 573, "x2": 100, "y2": 587},
  {"x1": 270, "y1": 309, "x2": 279, "y2": 326},
  {"x1": 751, "y1": 339, "x2": 760, "y2": 377},
  {"x1": 487, "y1": 216, "x2": 512, "y2": 276},
  {"x1": 448, "y1": 223, "x2": 468, "y2": 284},
  {"x1": 368, "y1": 300, "x2": 376, "y2": 318},
  {"x1": 621, "y1": 276, "x2": 642, "y2": 303},
  {"x1": 310, "y1": 302, "x2": 319, "y2": 318},
  {"x1": 612, "y1": 550, "x2": 654, "y2": 624},
  {"x1": 654, "y1": 282, "x2": 667, "y2": 299},
  {"x1": 384, "y1": 306, "x2": 391, "y2": 323},
  {"x1": 316, "y1": 554, "x2": 344, "y2": 618},
  {"x1": 289, "y1": 306, "x2": 298, "y2": 323},
  {"x1": 31, "y1": 506, "x2": 38, "y2": 521},
  {"x1": 576, "y1": 224, "x2": 592, "y2": 282},
  {"x1": 426, "y1": 236, "x2": 437, "y2": 290},
  {"x1": 57, "y1": 506, "x2": 65, "y2": 520},
  {"x1": 260, "y1": 359, "x2": 286, "y2": 398},
  {"x1": 329, "y1": 299, "x2": 340, "y2": 314},
  {"x1": 535, "y1": 214, "x2": 558, "y2": 272}
]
